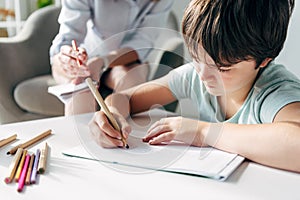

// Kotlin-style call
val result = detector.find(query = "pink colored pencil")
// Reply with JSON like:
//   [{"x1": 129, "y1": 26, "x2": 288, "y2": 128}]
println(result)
[{"x1": 17, "y1": 154, "x2": 30, "y2": 192}]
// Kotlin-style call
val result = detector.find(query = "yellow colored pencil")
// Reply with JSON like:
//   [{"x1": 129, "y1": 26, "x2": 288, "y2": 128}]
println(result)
[{"x1": 14, "y1": 149, "x2": 27, "y2": 182}]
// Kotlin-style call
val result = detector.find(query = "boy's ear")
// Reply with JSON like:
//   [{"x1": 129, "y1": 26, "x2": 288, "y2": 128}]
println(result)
[{"x1": 260, "y1": 58, "x2": 273, "y2": 68}]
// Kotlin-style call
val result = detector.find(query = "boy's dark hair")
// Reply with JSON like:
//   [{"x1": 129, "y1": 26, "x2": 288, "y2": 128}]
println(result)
[{"x1": 182, "y1": 0, "x2": 295, "y2": 68}]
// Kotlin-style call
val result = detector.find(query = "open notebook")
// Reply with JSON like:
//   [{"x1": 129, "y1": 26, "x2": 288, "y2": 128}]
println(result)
[{"x1": 62, "y1": 129, "x2": 244, "y2": 181}]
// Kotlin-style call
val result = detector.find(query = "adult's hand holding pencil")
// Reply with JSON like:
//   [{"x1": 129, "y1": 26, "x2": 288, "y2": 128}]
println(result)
[
  {"x1": 51, "y1": 39, "x2": 89, "y2": 84},
  {"x1": 86, "y1": 78, "x2": 131, "y2": 148}
]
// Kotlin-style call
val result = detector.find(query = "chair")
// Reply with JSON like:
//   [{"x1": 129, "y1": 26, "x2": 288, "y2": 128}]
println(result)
[
  {"x1": 0, "y1": 6, "x2": 184, "y2": 124},
  {"x1": 0, "y1": 5, "x2": 62, "y2": 124}
]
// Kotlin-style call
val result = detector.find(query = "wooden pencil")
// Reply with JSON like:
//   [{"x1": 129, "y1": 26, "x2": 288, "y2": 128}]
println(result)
[
  {"x1": 17, "y1": 154, "x2": 30, "y2": 192},
  {"x1": 0, "y1": 134, "x2": 17, "y2": 148},
  {"x1": 6, "y1": 129, "x2": 52, "y2": 155},
  {"x1": 38, "y1": 142, "x2": 49, "y2": 174},
  {"x1": 14, "y1": 149, "x2": 27, "y2": 182},
  {"x1": 72, "y1": 39, "x2": 81, "y2": 67},
  {"x1": 30, "y1": 149, "x2": 40, "y2": 184},
  {"x1": 4, "y1": 148, "x2": 23, "y2": 184},
  {"x1": 85, "y1": 77, "x2": 129, "y2": 148},
  {"x1": 25, "y1": 154, "x2": 35, "y2": 185}
]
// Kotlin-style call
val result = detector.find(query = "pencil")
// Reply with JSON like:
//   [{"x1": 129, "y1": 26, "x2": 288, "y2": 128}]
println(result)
[
  {"x1": 38, "y1": 142, "x2": 49, "y2": 174},
  {"x1": 72, "y1": 39, "x2": 82, "y2": 67},
  {"x1": 17, "y1": 154, "x2": 30, "y2": 192},
  {"x1": 6, "y1": 129, "x2": 52, "y2": 155},
  {"x1": 30, "y1": 149, "x2": 40, "y2": 184},
  {"x1": 0, "y1": 134, "x2": 17, "y2": 148},
  {"x1": 14, "y1": 149, "x2": 27, "y2": 182},
  {"x1": 85, "y1": 77, "x2": 129, "y2": 148},
  {"x1": 4, "y1": 148, "x2": 23, "y2": 184},
  {"x1": 25, "y1": 154, "x2": 35, "y2": 185}
]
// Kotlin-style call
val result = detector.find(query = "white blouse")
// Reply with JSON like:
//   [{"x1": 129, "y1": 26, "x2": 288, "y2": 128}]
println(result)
[{"x1": 50, "y1": 0, "x2": 174, "y2": 61}]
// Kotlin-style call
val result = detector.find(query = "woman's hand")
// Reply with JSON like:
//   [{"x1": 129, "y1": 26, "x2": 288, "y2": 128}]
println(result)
[
  {"x1": 88, "y1": 110, "x2": 131, "y2": 148},
  {"x1": 143, "y1": 116, "x2": 207, "y2": 147},
  {"x1": 51, "y1": 45, "x2": 90, "y2": 84}
]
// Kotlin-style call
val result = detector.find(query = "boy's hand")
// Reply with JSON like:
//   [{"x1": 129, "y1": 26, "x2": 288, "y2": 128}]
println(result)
[
  {"x1": 89, "y1": 110, "x2": 131, "y2": 148},
  {"x1": 143, "y1": 117, "x2": 207, "y2": 147}
]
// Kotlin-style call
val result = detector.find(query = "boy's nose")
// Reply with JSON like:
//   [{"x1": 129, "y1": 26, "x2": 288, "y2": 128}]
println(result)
[{"x1": 199, "y1": 64, "x2": 215, "y2": 82}]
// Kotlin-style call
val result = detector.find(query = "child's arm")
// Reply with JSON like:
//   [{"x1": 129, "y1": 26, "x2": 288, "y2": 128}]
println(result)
[
  {"x1": 145, "y1": 102, "x2": 300, "y2": 172},
  {"x1": 209, "y1": 102, "x2": 300, "y2": 172},
  {"x1": 88, "y1": 74, "x2": 177, "y2": 148}
]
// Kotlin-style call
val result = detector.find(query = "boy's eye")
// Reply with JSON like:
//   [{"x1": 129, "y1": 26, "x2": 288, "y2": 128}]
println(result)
[{"x1": 217, "y1": 68, "x2": 230, "y2": 73}]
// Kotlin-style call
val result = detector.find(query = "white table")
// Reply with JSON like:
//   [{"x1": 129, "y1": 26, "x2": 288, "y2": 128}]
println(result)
[{"x1": 0, "y1": 111, "x2": 299, "y2": 200}]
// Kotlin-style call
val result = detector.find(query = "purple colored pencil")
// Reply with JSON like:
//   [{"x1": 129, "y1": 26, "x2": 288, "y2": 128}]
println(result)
[{"x1": 30, "y1": 149, "x2": 40, "y2": 184}]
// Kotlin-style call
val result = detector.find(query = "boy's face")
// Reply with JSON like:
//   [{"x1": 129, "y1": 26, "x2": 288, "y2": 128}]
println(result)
[{"x1": 193, "y1": 49, "x2": 260, "y2": 97}]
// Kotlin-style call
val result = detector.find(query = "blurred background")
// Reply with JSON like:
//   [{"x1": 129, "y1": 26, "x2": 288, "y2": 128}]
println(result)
[
  {"x1": 0, "y1": 0, "x2": 298, "y2": 77},
  {"x1": 0, "y1": 0, "x2": 298, "y2": 124}
]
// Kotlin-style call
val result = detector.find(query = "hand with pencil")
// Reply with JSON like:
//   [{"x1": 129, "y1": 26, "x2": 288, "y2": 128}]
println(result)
[
  {"x1": 51, "y1": 39, "x2": 109, "y2": 85},
  {"x1": 86, "y1": 78, "x2": 131, "y2": 148},
  {"x1": 51, "y1": 40, "x2": 104, "y2": 85},
  {"x1": 89, "y1": 109, "x2": 131, "y2": 148}
]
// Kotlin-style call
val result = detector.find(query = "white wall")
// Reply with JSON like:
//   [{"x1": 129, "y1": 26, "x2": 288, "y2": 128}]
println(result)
[
  {"x1": 172, "y1": 1, "x2": 300, "y2": 78},
  {"x1": 276, "y1": 2, "x2": 300, "y2": 77}
]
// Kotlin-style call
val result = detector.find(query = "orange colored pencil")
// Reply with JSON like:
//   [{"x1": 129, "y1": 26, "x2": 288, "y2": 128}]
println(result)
[{"x1": 25, "y1": 154, "x2": 35, "y2": 185}]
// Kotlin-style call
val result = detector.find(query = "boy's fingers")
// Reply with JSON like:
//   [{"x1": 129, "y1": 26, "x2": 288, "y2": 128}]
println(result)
[
  {"x1": 148, "y1": 132, "x2": 174, "y2": 145},
  {"x1": 94, "y1": 112, "x2": 122, "y2": 140},
  {"x1": 89, "y1": 120, "x2": 123, "y2": 148}
]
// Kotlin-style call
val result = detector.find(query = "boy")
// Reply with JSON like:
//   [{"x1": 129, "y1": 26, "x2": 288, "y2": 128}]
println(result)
[{"x1": 89, "y1": 0, "x2": 300, "y2": 172}]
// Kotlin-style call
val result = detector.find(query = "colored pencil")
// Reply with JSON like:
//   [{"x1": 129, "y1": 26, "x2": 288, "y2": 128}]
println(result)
[
  {"x1": 0, "y1": 134, "x2": 17, "y2": 148},
  {"x1": 17, "y1": 154, "x2": 30, "y2": 192},
  {"x1": 72, "y1": 39, "x2": 82, "y2": 67},
  {"x1": 25, "y1": 154, "x2": 35, "y2": 185},
  {"x1": 6, "y1": 129, "x2": 52, "y2": 155},
  {"x1": 38, "y1": 143, "x2": 49, "y2": 174},
  {"x1": 14, "y1": 149, "x2": 27, "y2": 182},
  {"x1": 85, "y1": 77, "x2": 129, "y2": 148},
  {"x1": 4, "y1": 148, "x2": 23, "y2": 183},
  {"x1": 30, "y1": 149, "x2": 40, "y2": 184}
]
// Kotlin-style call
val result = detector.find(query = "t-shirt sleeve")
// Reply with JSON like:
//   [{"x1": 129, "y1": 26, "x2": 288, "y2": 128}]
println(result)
[
  {"x1": 257, "y1": 81, "x2": 300, "y2": 123},
  {"x1": 168, "y1": 63, "x2": 195, "y2": 99}
]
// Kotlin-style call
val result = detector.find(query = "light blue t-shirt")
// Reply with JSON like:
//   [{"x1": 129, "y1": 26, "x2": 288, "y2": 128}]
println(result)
[{"x1": 168, "y1": 62, "x2": 300, "y2": 124}]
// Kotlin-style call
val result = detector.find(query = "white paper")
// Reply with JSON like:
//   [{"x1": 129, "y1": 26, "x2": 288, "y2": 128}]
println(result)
[
  {"x1": 48, "y1": 81, "x2": 96, "y2": 103},
  {"x1": 62, "y1": 130, "x2": 244, "y2": 181}
]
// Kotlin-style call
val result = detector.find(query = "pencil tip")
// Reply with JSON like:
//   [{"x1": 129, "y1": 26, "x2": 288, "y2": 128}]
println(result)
[{"x1": 125, "y1": 144, "x2": 129, "y2": 149}]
